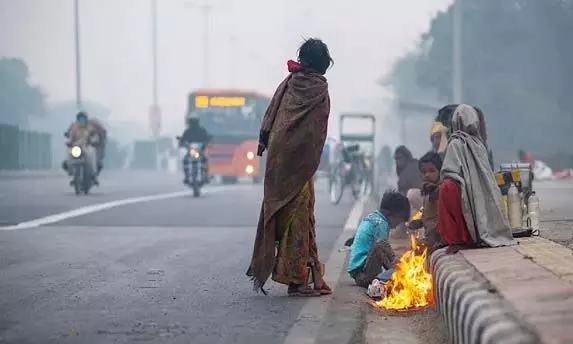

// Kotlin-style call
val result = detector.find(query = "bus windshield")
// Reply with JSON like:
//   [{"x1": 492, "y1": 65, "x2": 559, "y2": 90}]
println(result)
[
  {"x1": 187, "y1": 94, "x2": 268, "y2": 139},
  {"x1": 190, "y1": 105, "x2": 260, "y2": 137}
]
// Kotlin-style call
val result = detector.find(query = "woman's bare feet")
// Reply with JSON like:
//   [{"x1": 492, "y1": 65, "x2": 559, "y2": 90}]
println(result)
[
  {"x1": 288, "y1": 283, "x2": 320, "y2": 297},
  {"x1": 311, "y1": 263, "x2": 332, "y2": 295},
  {"x1": 314, "y1": 281, "x2": 332, "y2": 295}
]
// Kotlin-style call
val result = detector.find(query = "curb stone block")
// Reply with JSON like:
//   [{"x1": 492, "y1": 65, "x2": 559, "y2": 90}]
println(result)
[{"x1": 430, "y1": 249, "x2": 540, "y2": 344}]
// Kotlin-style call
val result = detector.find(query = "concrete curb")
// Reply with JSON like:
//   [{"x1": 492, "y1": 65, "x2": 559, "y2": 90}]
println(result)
[{"x1": 430, "y1": 249, "x2": 541, "y2": 344}]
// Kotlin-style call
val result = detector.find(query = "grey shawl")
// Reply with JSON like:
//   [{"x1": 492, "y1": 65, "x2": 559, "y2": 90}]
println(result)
[{"x1": 441, "y1": 104, "x2": 515, "y2": 247}]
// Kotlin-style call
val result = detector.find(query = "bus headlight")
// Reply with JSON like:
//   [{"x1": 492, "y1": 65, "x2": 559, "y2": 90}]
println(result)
[
  {"x1": 245, "y1": 164, "x2": 254, "y2": 175},
  {"x1": 246, "y1": 151, "x2": 255, "y2": 160},
  {"x1": 70, "y1": 146, "x2": 82, "y2": 158}
]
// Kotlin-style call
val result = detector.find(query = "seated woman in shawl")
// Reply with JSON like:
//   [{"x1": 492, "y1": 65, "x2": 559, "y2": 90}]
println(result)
[
  {"x1": 438, "y1": 104, "x2": 515, "y2": 250},
  {"x1": 393, "y1": 145, "x2": 423, "y2": 238},
  {"x1": 436, "y1": 104, "x2": 495, "y2": 170},
  {"x1": 246, "y1": 38, "x2": 333, "y2": 297}
]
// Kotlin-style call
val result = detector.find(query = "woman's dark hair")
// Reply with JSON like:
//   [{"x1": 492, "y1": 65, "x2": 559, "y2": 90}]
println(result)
[
  {"x1": 436, "y1": 104, "x2": 458, "y2": 126},
  {"x1": 394, "y1": 145, "x2": 413, "y2": 160},
  {"x1": 473, "y1": 106, "x2": 488, "y2": 144},
  {"x1": 419, "y1": 151, "x2": 443, "y2": 171},
  {"x1": 379, "y1": 189, "x2": 411, "y2": 221},
  {"x1": 298, "y1": 38, "x2": 333, "y2": 75},
  {"x1": 394, "y1": 145, "x2": 413, "y2": 176}
]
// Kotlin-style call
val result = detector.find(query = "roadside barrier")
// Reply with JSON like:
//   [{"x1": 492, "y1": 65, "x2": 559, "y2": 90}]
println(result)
[
  {"x1": 430, "y1": 249, "x2": 540, "y2": 344},
  {"x1": 0, "y1": 124, "x2": 52, "y2": 170}
]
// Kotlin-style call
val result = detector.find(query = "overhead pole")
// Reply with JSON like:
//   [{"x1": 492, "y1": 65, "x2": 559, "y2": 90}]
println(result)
[
  {"x1": 452, "y1": 0, "x2": 463, "y2": 103},
  {"x1": 73, "y1": 0, "x2": 83, "y2": 111}
]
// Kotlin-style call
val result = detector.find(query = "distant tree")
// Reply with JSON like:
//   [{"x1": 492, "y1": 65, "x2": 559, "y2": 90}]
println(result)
[
  {"x1": 380, "y1": 49, "x2": 439, "y2": 106},
  {"x1": 0, "y1": 58, "x2": 46, "y2": 126},
  {"x1": 385, "y1": 0, "x2": 573, "y2": 159}
]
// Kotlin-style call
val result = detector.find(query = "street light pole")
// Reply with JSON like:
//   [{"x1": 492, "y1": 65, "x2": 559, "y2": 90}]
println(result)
[
  {"x1": 73, "y1": 0, "x2": 83, "y2": 111},
  {"x1": 452, "y1": 0, "x2": 463, "y2": 103},
  {"x1": 229, "y1": 34, "x2": 237, "y2": 87},
  {"x1": 152, "y1": 0, "x2": 158, "y2": 108},
  {"x1": 150, "y1": 0, "x2": 162, "y2": 170},
  {"x1": 185, "y1": 2, "x2": 214, "y2": 88},
  {"x1": 201, "y1": 4, "x2": 212, "y2": 88}
]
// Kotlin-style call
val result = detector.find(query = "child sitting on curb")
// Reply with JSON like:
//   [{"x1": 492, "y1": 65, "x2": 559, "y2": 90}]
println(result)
[
  {"x1": 347, "y1": 190, "x2": 411, "y2": 288},
  {"x1": 408, "y1": 151, "x2": 445, "y2": 252}
]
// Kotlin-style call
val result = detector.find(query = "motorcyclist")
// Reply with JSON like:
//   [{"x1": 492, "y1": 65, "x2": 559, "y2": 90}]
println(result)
[
  {"x1": 65, "y1": 113, "x2": 107, "y2": 176},
  {"x1": 87, "y1": 117, "x2": 107, "y2": 175},
  {"x1": 63, "y1": 111, "x2": 100, "y2": 185},
  {"x1": 178, "y1": 115, "x2": 212, "y2": 185}
]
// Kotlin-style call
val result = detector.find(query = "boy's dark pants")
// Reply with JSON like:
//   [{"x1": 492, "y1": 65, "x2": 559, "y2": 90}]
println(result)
[{"x1": 350, "y1": 240, "x2": 395, "y2": 288}]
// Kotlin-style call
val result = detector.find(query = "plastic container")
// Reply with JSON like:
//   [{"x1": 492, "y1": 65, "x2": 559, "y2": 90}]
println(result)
[
  {"x1": 528, "y1": 192, "x2": 540, "y2": 231},
  {"x1": 508, "y1": 183, "x2": 522, "y2": 229}
]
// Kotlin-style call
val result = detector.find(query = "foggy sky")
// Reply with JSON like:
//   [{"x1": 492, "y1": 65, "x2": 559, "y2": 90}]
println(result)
[{"x1": 0, "y1": 0, "x2": 451, "y2": 136}]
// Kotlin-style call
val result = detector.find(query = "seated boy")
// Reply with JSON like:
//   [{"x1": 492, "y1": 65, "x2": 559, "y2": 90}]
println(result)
[
  {"x1": 408, "y1": 151, "x2": 444, "y2": 252},
  {"x1": 347, "y1": 190, "x2": 411, "y2": 288}
]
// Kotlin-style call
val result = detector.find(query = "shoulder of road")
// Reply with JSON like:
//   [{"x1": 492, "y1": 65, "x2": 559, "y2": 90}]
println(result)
[
  {"x1": 360, "y1": 185, "x2": 573, "y2": 344},
  {"x1": 432, "y1": 235, "x2": 573, "y2": 344}
]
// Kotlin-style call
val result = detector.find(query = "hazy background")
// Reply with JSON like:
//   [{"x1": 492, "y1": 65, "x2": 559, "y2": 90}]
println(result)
[
  {"x1": 0, "y1": 0, "x2": 450, "y2": 147},
  {"x1": 3, "y1": 0, "x2": 572, "y2": 169}
]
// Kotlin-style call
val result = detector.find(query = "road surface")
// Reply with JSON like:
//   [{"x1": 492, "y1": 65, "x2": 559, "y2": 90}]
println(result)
[
  {"x1": 0, "y1": 171, "x2": 361, "y2": 344},
  {"x1": 535, "y1": 179, "x2": 573, "y2": 249}
]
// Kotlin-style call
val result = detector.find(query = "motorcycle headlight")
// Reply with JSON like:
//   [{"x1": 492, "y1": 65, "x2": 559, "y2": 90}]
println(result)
[
  {"x1": 70, "y1": 146, "x2": 82, "y2": 158},
  {"x1": 189, "y1": 149, "x2": 200, "y2": 159},
  {"x1": 246, "y1": 151, "x2": 255, "y2": 160}
]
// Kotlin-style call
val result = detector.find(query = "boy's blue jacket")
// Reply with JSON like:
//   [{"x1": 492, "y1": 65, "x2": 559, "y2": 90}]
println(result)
[{"x1": 348, "y1": 210, "x2": 390, "y2": 274}]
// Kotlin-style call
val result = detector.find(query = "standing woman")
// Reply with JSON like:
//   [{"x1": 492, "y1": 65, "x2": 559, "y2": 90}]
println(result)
[{"x1": 246, "y1": 38, "x2": 333, "y2": 297}]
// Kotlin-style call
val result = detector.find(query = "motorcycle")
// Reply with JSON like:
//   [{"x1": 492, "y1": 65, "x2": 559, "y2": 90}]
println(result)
[
  {"x1": 177, "y1": 137, "x2": 206, "y2": 198},
  {"x1": 67, "y1": 142, "x2": 97, "y2": 195},
  {"x1": 329, "y1": 144, "x2": 367, "y2": 205}
]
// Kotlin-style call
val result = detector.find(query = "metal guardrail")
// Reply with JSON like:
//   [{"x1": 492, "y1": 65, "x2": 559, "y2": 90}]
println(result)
[{"x1": 0, "y1": 124, "x2": 52, "y2": 170}]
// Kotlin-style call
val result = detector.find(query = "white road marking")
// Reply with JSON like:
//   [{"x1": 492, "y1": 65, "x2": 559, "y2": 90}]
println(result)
[
  {"x1": 283, "y1": 196, "x2": 366, "y2": 344},
  {"x1": 0, "y1": 185, "x2": 246, "y2": 231}
]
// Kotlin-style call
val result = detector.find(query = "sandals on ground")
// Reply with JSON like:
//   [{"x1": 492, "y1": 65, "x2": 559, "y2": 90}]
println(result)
[
  {"x1": 311, "y1": 263, "x2": 332, "y2": 295},
  {"x1": 288, "y1": 284, "x2": 320, "y2": 297}
]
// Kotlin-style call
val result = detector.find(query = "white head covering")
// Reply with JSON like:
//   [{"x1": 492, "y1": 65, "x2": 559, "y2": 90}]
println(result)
[{"x1": 451, "y1": 104, "x2": 480, "y2": 137}]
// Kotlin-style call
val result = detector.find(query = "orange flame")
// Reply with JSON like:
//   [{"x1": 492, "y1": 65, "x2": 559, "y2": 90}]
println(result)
[{"x1": 375, "y1": 234, "x2": 433, "y2": 311}]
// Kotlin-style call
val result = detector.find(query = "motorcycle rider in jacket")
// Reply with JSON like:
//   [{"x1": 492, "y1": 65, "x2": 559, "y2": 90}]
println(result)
[
  {"x1": 63, "y1": 111, "x2": 101, "y2": 185},
  {"x1": 179, "y1": 116, "x2": 212, "y2": 185}
]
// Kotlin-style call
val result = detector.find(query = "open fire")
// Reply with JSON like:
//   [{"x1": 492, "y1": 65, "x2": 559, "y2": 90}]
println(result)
[{"x1": 375, "y1": 234, "x2": 434, "y2": 311}]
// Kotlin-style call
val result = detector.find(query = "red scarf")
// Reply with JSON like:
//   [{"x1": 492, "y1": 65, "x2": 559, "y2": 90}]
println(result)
[{"x1": 287, "y1": 59, "x2": 302, "y2": 73}]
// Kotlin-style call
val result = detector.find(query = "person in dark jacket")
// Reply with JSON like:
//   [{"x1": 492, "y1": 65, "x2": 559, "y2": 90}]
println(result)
[
  {"x1": 394, "y1": 145, "x2": 423, "y2": 196},
  {"x1": 178, "y1": 116, "x2": 212, "y2": 185},
  {"x1": 393, "y1": 145, "x2": 423, "y2": 239}
]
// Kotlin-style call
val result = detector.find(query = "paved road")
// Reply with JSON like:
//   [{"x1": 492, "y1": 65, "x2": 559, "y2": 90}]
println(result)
[
  {"x1": 535, "y1": 179, "x2": 573, "y2": 249},
  {"x1": 0, "y1": 171, "x2": 358, "y2": 344},
  {"x1": 0, "y1": 171, "x2": 192, "y2": 226}
]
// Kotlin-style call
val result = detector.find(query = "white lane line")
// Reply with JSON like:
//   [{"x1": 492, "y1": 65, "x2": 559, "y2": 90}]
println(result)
[
  {"x1": 283, "y1": 197, "x2": 366, "y2": 344},
  {"x1": 0, "y1": 185, "x2": 245, "y2": 231}
]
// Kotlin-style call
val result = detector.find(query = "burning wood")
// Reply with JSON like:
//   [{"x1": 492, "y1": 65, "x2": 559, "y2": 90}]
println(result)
[{"x1": 375, "y1": 234, "x2": 434, "y2": 311}]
